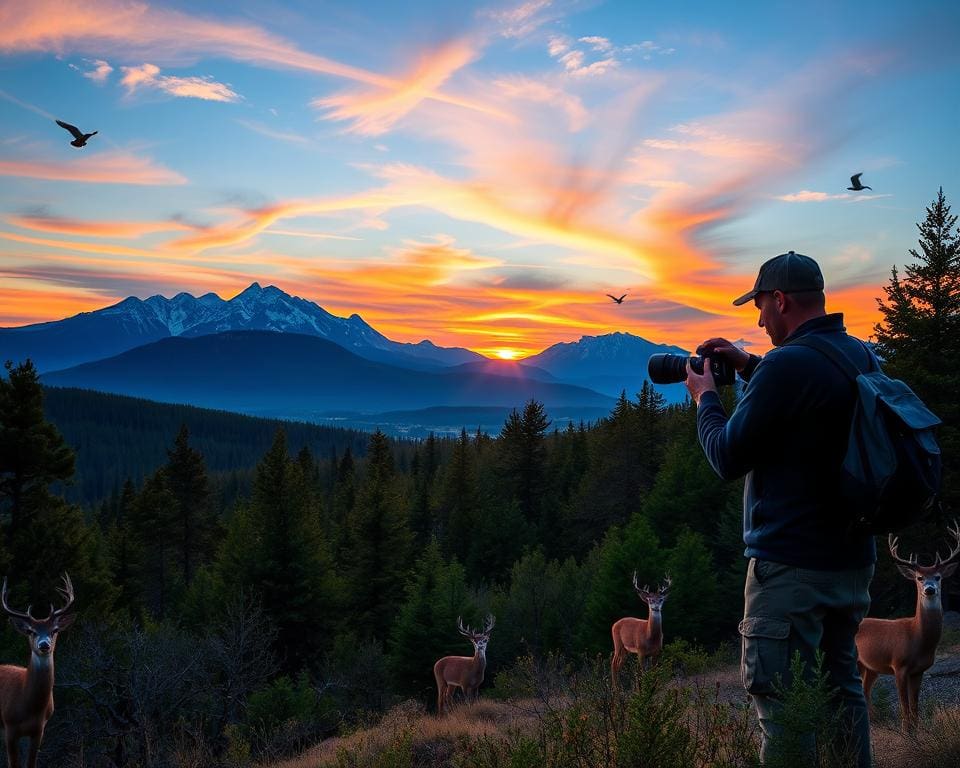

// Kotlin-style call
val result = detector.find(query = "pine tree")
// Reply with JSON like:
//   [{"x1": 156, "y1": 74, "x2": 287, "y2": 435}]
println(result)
[
  {"x1": 387, "y1": 539, "x2": 473, "y2": 699},
  {"x1": 874, "y1": 187, "x2": 960, "y2": 509},
  {"x1": 216, "y1": 429, "x2": 338, "y2": 671},
  {"x1": 342, "y1": 430, "x2": 412, "y2": 639},
  {"x1": 164, "y1": 424, "x2": 216, "y2": 585},
  {"x1": 0, "y1": 360, "x2": 74, "y2": 536},
  {"x1": 498, "y1": 399, "x2": 550, "y2": 526}
]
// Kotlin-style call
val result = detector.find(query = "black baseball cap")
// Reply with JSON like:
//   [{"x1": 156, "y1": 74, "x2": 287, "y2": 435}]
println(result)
[{"x1": 732, "y1": 250, "x2": 824, "y2": 306}]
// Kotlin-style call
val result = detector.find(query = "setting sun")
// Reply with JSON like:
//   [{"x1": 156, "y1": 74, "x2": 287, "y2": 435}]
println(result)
[{"x1": 495, "y1": 349, "x2": 520, "y2": 360}]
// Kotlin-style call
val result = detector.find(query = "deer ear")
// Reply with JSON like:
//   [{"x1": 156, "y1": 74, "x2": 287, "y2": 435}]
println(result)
[
  {"x1": 896, "y1": 563, "x2": 917, "y2": 581},
  {"x1": 8, "y1": 616, "x2": 32, "y2": 636},
  {"x1": 54, "y1": 612, "x2": 77, "y2": 632},
  {"x1": 941, "y1": 562, "x2": 958, "y2": 579}
]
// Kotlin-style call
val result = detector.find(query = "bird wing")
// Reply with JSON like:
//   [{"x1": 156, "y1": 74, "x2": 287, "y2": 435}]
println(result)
[
  {"x1": 850, "y1": 172, "x2": 863, "y2": 186},
  {"x1": 56, "y1": 120, "x2": 84, "y2": 140},
  {"x1": 606, "y1": 294, "x2": 617, "y2": 301},
  {"x1": 617, "y1": 294, "x2": 627, "y2": 302}
]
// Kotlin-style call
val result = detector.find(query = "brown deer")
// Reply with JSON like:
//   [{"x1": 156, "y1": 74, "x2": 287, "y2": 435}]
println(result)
[
  {"x1": 856, "y1": 523, "x2": 959, "y2": 731},
  {"x1": 611, "y1": 573, "x2": 671, "y2": 685},
  {"x1": 0, "y1": 573, "x2": 76, "y2": 768},
  {"x1": 433, "y1": 615, "x2": 495, "y2": 715}
]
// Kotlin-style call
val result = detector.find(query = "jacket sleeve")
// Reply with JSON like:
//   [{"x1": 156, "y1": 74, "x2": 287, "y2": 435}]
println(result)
[{"x1": 696, "y1": 354, "x2": 786, "y2": 480}]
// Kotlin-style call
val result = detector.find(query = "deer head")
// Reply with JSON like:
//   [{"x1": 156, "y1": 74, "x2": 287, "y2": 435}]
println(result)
[
  {"x1": 457, "y1": 614, "x2": 495, "y2": 654},
  {"x1": 632, "y1": 572, "x2": 672, "y2": 614},
  {"x1": 888, "y1": 521, "x2": 960, "y2": 603},
  {"x1": 2, "y1": 573, "x2": 76, "y2": 658}
]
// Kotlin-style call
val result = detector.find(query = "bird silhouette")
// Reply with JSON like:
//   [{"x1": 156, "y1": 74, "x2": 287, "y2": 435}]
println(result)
[
  {"x1": 55, "y1": 119, "x2": 98, "y2": 148},
  {"x1": 606, "y1": 293, "x2": 627, "y2": 304},
  {"x1": 847, "y1": 173, "x2": 872, "y2": 192}
]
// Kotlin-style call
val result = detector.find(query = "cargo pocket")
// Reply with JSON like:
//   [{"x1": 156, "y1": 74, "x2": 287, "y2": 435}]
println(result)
[{"x1": 739, "y1": 616, "x2": 790, "y2": 695}]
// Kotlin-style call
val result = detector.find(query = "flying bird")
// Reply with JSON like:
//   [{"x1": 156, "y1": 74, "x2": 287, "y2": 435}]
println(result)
[
  {"x1": 606, "y1": 293, "x2": 627, "y2": 304},
  {"x1": 55, "y1": 119, "x2": 98, "y2": 148},
  {"x1": 847, "y1": 173, "x2": 872, "y2": 192}
]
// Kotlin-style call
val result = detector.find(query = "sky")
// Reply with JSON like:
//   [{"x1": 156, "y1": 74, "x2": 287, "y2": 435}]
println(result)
[{"x1": 0, "y1": 0, "x2": 958, "y2": 360}]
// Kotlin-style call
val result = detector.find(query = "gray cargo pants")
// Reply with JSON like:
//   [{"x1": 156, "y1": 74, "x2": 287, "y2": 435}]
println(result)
[{"x1": 740, "y1": 557, "x2": 874, "y2": 767}]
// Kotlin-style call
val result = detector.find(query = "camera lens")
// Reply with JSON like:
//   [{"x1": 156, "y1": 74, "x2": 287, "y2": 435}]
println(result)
[{"x1": 647, "y1": 353, "x2": 693, "y2": 384}]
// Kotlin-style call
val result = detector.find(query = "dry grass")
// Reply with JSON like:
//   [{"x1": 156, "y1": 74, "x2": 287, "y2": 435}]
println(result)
[
  {"x1": 261, "y1": 697, "x2": 540, "y2": 768},
  {"x1": 260, "y1": 657, "x2": 960, "y2": 768}
]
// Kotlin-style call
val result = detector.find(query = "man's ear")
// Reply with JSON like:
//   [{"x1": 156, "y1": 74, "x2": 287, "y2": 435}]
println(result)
[
  {"x1": 8, "y1": 616, "x2": 33, "y2": 636},
  {"x1": 773, "y1": 290, "x2": 787, "y2": 312}
]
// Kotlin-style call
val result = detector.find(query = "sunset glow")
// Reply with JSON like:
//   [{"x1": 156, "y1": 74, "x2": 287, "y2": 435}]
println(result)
[{"x1": 0, "y1": 1, "x2": 957, "y2": 356}]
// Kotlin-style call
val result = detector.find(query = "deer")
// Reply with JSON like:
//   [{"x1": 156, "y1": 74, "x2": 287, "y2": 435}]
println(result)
[
  {"x1": 611, "y1": 573, "x2": 671, "y2": 685},
  {"x1": 0, "y1": 573, "x2": 76, "y2": 768},
  {"x1": 855, "y1": 522, "x2": 959, "y2": 731},
  {"x1": 433, "y1": 614, "x2": 495, "y2": 715}
]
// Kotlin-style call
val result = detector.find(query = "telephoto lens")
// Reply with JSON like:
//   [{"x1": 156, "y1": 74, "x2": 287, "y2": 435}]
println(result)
[{"x1": 647, "y1": 353, "x2": 735, "y2": 387}]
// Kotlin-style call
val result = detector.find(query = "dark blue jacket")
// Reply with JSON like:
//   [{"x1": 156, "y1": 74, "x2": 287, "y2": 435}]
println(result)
[{"x1": 696, "y1": 313, "x2": 876, "y2": 569}]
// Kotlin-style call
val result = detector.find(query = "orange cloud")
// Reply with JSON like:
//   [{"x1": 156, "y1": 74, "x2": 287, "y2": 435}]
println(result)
[
  {"x1": 0, "y1": 0, "x2": 501, "y2": 123},
  {"x1": 120, "y1": 62, "x2": 241, "y2": 102},
  {"x1": 313, "y1": 39, "x2": 510, "y2": 135},
  {"x1": 0, "y1": 151, "x2": 187, "y2": 185},
  {"x1": 7, "y1": 214, "x2": 192, "y2": 238}
]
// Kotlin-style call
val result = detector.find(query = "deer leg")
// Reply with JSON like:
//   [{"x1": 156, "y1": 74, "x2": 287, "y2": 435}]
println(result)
[
  {"x1": 611, "y1": 649, "x2": 623, "y2": 686},
  {"x1": 894, "y1": 668, "x2": 912, "y2": 732},
  {"x1": 907, "y1": 673, "x2": 924, "y2": 731}
]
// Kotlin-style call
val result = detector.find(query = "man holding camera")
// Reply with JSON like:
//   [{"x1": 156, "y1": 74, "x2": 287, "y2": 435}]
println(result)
[{"x1": 684, "y1": 251, "x2": 876, "y2": 767}]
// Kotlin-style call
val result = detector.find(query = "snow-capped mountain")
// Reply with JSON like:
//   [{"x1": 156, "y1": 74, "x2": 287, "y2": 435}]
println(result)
[
  {"x1": 522, "y1": 331, "x2": 690, "y2": 401},
  {"x1": 0, "y1": 283, "x2": 483, "y2": 372}
]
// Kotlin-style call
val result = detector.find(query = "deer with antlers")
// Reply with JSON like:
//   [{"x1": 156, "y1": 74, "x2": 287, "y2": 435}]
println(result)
[
  {"x1": 433, "y1": 615, "x2": 495, "y2": 715},
  {"x1": 611, "y1": 573, "x2": 671, "y2": 685},
  {"x1": 0, "y1": 573, "x2": 76, "y2": 768},
  {"x1": 856, "y1": 522, "x2": 959, "y2": 731}
]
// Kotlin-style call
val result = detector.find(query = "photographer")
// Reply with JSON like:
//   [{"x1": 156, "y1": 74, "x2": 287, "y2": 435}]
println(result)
[{"x1": 684, "y1": 251, "x2": 876, "y2": 767}]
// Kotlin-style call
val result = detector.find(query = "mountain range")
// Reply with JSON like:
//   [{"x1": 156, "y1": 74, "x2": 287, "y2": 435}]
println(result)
[{"x1": 3, "y1": 283, "x2": 692, "y2": 429}]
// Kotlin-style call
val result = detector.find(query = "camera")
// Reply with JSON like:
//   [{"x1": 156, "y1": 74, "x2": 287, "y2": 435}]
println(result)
[{"x1": 647, "y1": 352, "x2": 735, "y2": 387}]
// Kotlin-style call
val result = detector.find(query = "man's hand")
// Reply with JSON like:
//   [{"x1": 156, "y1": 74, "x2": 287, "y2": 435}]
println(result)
[
  {"x1": 696, "y1": 337, "x2": 751, "y2": 372},
  {"x1": 685, "y1": 357, "x2": 716, "y2": 405}
]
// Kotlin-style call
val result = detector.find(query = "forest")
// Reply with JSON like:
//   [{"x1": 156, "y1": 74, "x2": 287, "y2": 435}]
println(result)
[{"x1": 0, "y1": 189, "x2": 957, "y2": 767}]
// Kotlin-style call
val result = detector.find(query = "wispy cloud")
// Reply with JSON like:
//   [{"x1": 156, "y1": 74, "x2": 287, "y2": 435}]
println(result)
[
  {"x1": 548, "y1": 33, "x2": 674, "y2": 77},
  {"x1": 0, "y1": 0, "x2": 502, "y2": 122},
  {"x1": 493, "y1": 76, "x2": 588, "y2": 131},
  {"x1": 776, "y1": 190, "x2": 889, "y2": 203},
  {"x1": 485, "y1": 0, "x2": 555, "y2": 39},
  {"x1": 120, "y1": 63, "x2": 241, "y2": 102},
  {"x1": 7, "y1": 213, "x2": 192, "y2": 238},
  {"x1": 71, "y1": 58, "x2": 113, "y2": 82},
  {"x1": 0, "y1": 151, "x2": 187, "y2": 185},
  {"x1": 235, "y1": 119, "x2": 309, "y2": 145},
  {"x1": 312, "y1": 39, "x2": 506, "y2": 135}
]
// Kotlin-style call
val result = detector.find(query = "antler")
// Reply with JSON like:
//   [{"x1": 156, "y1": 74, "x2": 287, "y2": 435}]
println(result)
[
  {"x1": 632, "y1": 571, "x2": 651, "y2": 595},
  {"x1": 888, "y1": 534, "x2": 919, "y2": 569},
  {"x1": 50, "y1": 573, "x2": 75, "y2": 620},
  {"x1": 934, "y1": 520, "x2": 960, "y2": 567},
  {"x1": 457, "y1": 616, "x2": 474, "y2": 637},
  {"x1": 659, "y1": 574, "x2": 673, "y2": 595},
  {"x1": 482, "y1": 614, "x2": 496, "y2": 635},
  {"x1": 1, "y1": 577, "x2": 35, "y2": 621}
]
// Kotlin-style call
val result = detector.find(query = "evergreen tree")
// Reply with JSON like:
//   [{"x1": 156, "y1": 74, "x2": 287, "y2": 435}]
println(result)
[
  {"x1": 342, "y1": 430, "x2": 412, "y2": 639},
  {"x1": 164, "y1": 424, "x2": 216, "y2": 585},
  {"x1": 578, "y1": 514, "x2": 665, "y2": 653},
  {"x1": 105, "y1": 478, "x2": 146, "y2": 623},
  {"x1": 874, "y1": 187, "x2": 960, "y2": 510},
  {"x1": 664, "y1": 528, "x2": 721, "y2": 645},
  {"x1": 438, "y1": 429, "x2": 479, "y2": 566},
  {"x1": 216, "y1": 429, "x2": 338, "y2": 671},
  {"x1": 498, "y1": 399, "x2": 550, "y2": 526},
  {"x1": 0, "y1": 360, "x2": 74, "y2": 536},
  {"x1": 387, "y1": 539, "x2": 473, "y2": 699}
]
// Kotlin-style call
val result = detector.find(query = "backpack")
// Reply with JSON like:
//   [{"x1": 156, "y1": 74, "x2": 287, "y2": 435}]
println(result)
[{"x1": 788, "y1": 335, "x2": 942, "y2": 534}]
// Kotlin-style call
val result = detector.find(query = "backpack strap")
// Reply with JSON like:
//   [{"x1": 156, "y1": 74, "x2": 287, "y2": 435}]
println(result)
[{"x1": 786, "y1": 335, "x2": 871, "y2": 382}]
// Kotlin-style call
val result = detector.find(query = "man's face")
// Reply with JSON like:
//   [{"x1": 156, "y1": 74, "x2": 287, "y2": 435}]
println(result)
[{"x1": 754, "y1": 291, "x2": 787, "y2": 346}]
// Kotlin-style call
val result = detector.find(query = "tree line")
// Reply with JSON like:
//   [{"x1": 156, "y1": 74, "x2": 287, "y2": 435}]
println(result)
[{"x1": 0, "y1": 188, "x2": 956, "y2": 766}]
